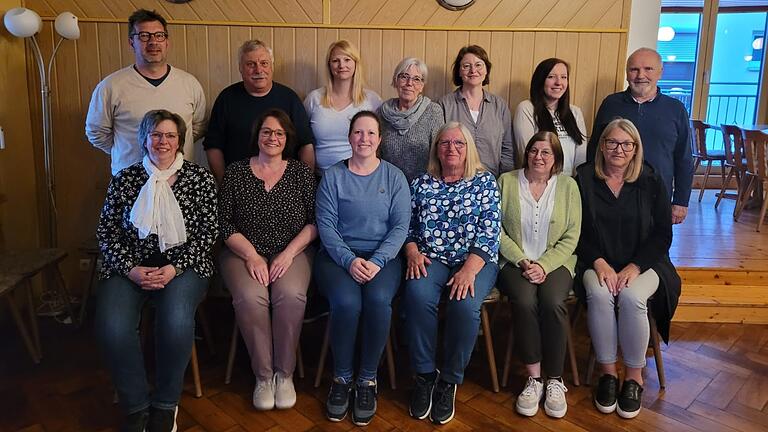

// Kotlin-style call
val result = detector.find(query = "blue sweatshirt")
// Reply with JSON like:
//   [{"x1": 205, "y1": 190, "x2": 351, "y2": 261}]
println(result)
[
  {"x1": 587, "y1": 89, "x2": 693, "y2": 207},
  {"x1": 316, "y1": 159, "x2": 411, "y2": 269}
]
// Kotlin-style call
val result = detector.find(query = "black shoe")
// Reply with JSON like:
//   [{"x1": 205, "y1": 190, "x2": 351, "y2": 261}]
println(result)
[
  {"x1": 326, "y1": 378, "x2": 352, "y2": 422},
  {"x1": 352, "y1": 380, "x2": 378, "y2": 426},
  {"x1": 146, "y1": 406, "x2": 177, "y2": 432},
  {"x1": 429, "y1": 380, "x2": 456, "y2": 425},
  {"x1": 617, "y1": 379, "x2": 643, "y2": 419},
  {"x1": 594, "y1": 374, "x2": 618, "y2": 414},
  {"x1": 120, "y1": 408, "x2": 149, "y2": 432},
  {"x1": 409, "y1": 373, "x2": 437, "y2": 419}
]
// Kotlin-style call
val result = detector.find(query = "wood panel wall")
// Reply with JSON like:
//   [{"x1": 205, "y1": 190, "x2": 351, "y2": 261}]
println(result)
[{"x1": 19, "y1": 0, "x2": 631, "y2": 292}]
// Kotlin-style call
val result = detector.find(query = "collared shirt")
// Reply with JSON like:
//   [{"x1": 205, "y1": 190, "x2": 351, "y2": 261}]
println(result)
[
  {"x1": 439, "y1": 89, "x2": 515, "y2": 177},
  {"x1": 518, "y1": 173, "x2": 557, "y2": 261}
]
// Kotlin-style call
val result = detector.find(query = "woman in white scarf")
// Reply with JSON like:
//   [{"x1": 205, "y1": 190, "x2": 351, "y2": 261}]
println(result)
[{"x1": 94, "y1": 109, "x2": 218, "y2": 431}]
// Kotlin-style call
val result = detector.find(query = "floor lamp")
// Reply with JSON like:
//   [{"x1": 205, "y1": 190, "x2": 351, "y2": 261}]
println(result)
[{"x1": 3, "y1": 8, "x2": 80, "y2": 247}]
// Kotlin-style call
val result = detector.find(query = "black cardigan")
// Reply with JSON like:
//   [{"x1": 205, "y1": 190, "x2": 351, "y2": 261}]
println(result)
[{"x1": 574, "y1": 162, "x2": 681, "y2": 343}]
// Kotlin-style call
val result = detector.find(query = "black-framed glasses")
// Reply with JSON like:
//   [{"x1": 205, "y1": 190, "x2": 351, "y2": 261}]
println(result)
[
  {"x1": 397, "y1": 73, "x2": 424, "y2": 85},
  {"x1": 438, "y1": 139, "x2": 466, "y2": 149},
  {"x1": 603, "y1": 139, "x2": 636, "y2": 152},
  {"x1": 131, "y1": 31, "x2": 168, "y2": 42}
]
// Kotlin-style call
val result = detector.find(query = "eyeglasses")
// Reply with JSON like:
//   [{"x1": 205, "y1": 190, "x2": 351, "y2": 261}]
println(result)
[
  {"x1": 438, "y1": 139, "x2": 466, "y2": 150},
  {"x1": 397, "y1": 73, "x2": 425, "y2": 85},
  {"x1": 528, "y1": 148, "x2": 554, "y2": 159},
  {"x1": 603, "y1": 139, "x2": 636, "y2": 152},
  {"x1": 460, "y1": 61, "x2": 485, "y2": 71},
  {"x1": 131, "y1": 31, "x2": 168, "y2": 42},
  {"x1": 260, "y1": 128, "x2": 286, "y2": 139},
  {"x1": 149, "y1": 131, "x2": 179, "y2": 141}
]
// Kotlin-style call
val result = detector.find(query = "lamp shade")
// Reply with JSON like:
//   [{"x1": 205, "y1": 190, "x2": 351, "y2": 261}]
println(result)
[
  {"x1": 3, "y1": 7, "x2": 42, "y2": 38},
  {"x1": 54, "y1": 12, "x2": 80, "y2": 40}
]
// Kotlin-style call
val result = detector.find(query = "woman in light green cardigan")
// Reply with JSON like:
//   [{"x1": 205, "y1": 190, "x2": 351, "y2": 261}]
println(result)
[{"x1": 497, "y1": 131, "x2": 581, "y2": 419}]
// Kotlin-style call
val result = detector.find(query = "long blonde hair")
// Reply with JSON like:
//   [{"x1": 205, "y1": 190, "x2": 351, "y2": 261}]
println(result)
[
  {"x1": 594, "y1": 118, "x2": 644, "y2": 183},
  {"x1": 322, "y1": 40, "x2": 367, "y2": 108},
  {"x1": 427, "y1": 122, "x2": 486, "y2": 180}
]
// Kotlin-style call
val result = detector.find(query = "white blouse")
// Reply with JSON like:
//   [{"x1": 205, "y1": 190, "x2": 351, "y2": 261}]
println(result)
[{"x1": 518, "y1": 172, "x2": 557, "y2": 262}]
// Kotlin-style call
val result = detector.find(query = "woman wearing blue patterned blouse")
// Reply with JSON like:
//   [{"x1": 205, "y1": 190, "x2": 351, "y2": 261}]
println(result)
[
  {"x1": 314, "y1": 111, "x2": 410, "y2": 426},
  {"x1": 403, "y1": 121, "x2": 501, "y2": 425}
]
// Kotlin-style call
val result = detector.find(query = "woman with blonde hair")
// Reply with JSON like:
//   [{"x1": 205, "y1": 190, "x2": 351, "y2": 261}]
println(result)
[{"x1": 305, "y1": 40, "x2": 382, "y2": 174}]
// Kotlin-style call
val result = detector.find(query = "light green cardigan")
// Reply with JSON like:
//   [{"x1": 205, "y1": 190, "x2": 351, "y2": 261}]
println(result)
[{"x1": 497, "y1": 170, "x2": 582, "y2": 276}]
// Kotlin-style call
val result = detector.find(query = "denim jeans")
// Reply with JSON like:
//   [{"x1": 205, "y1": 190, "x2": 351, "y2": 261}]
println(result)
[
  {"x1": 404, "y1": 259, "x2": 498, "y2": 384},
  {"x1": 314, "y1": 248, "x2": 402, "y2": 383},
  {"x1": 94, "y1": 270, "x2": 207, "y2": 415}
]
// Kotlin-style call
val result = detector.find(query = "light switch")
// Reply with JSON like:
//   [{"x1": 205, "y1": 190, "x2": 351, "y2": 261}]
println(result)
[{"x1": 0, "y1": 126, "x2": 5, "y2": 150}]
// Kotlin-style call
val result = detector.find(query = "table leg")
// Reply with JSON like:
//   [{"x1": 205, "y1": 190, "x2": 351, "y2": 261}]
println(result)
[
  {"x1": 6, "y1": 289, "x2": 41, "y2": 363},
  {"x1": 24, "y1": 278, "x2": 41, "y2": 357}
]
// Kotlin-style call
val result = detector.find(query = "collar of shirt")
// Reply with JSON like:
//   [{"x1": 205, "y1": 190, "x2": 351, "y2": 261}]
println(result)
[
  {"x1": 626, "y1": 87, "x2": 659, "y2": 105},
  {"x1": 455, "y1": 88, "x2": 491, "y2": 104}
]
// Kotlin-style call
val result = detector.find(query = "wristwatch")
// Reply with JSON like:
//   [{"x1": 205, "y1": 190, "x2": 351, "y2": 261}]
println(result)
[{"x1": 173, "y1": 265, "x2": 184, "y2": 277}]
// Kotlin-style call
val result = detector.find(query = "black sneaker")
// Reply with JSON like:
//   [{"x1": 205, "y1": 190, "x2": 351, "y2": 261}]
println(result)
[
  {"x1": 429, "y1": 380, "x2": 456, "y2": 425},
  {"x1": 146, "y1": 406, "x2": 177, "y2": 432},
  {"x1": 326, "y1": 378, "x2": 352, "y2": 422},
  {"x1": 120, "y1": 408, "x2": 149, "y2": 432},
  {"x1": 409, "y1": 373, "x2": 437, "y2": 419},
  {"x1": 352, "y1": 380, "x2": 377, "y2": 426},
  {"x1": 617, "y1": 379, "x2": 643, "y2": 419},
  {"x1": 594, "y1": 374, "x2": 618, "y2": 414}
]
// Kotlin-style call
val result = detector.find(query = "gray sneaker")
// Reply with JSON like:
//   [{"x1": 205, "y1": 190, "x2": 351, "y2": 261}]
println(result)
[
  {"x1": 274, "y1": 372, "x2": 296, "y2": 409},
  {"x1": 326, "y1": 377, "x2": 352, "y2": 422},
  {"x1": 515, "y1": 376, "x2": 544, "y2": 416},
  {"x1": 352, "y1": 380, "x2": 377, "y2": 426},
  {"x1": 544, "y1": 378, "x2": 568, "y2": 418},
  {"x1": 252, "y1": 376, "x2": 275, "y2": 410}
]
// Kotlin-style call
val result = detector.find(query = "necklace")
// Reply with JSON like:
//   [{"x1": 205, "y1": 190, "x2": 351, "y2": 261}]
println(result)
[{"x1": 607, "y1": 180, "x2": 624, "y2": 197}]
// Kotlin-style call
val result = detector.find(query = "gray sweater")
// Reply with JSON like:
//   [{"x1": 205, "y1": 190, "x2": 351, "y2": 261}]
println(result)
[{"x1": 377, "y1": 101, "x2": 444, "y2": 182}]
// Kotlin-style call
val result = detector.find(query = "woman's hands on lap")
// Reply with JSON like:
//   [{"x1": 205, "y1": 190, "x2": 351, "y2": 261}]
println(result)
[
  {"x1": 269, "y1": 250, "x2": 295, "y2": 283},
  {"x1": 593, "y1": 258, "x2": 620, "y2": 295},
  {"x1": 405, "y1": 242, "x2": 432, "y2": 280},
  {"x1": 128, "y1": 265, "x2": 176, "y2": 290},
  {"x1": 246, "y1": 254, "x2": 270, "y2": 286},
  {"x1": 349, "y1": 258, "x2": 381, "y2": 284}
]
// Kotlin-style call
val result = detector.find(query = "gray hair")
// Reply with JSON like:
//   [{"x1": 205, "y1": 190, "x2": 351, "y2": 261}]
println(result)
[
  {"x1": 137, "y1": 109, "x2": 186, "y2": 157},
  {"x1": 391, "y1": 57, "x2": 428, "y2": 87},
  {"x1": 626, "y1": 47, "x2": 662, "y2": 69},
  {"x1": 238, "y1": 39, "x2": 274, "y2": 67}
]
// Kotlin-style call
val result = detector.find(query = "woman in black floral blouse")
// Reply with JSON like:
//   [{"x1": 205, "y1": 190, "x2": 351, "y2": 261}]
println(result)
[
  {"x1": 94, "y1": 109, "x2": 218, "y2": 431},
  {"x1": 218, "y1": 109, "x2": 317, "y2": 411}
]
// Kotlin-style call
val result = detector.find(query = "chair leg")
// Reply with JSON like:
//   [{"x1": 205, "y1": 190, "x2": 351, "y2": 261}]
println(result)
[
  {"x1": 25, "y1": 279, "x2": 41, "y2": 357},
  {"x1": 296, "y1": 342, "x2": 305, "y2": 379},
  {"x1": 196, "y1": 301, "x2": 216, "y2": 357},
  {"x1": 699, "y1": 160, "x2": 713, "y2": 202},
  {"x1": 385, "y1": 333, "x2": 397, "y2": 390},
  {"x1": 648, "y1": 314, "x2": 665, "y2": 389},
  {"x1": 480, "y1": 305, "x2": 500, "y2": 393},
  {"x1": 224, "y1": 321, "x2": 239, "y2": 384},
  {"x1": 735, "y1": 176, "x2": 756, "y2": 221},
  {"x1": 6, "y1": 289, "x2": 41, "y2": 363},
  {"x1": 565, "y1": 318, "x2": 580, "y2": 387},
  {"x1": 715, "y1": 166, "x2": 735, "y2": 209},
  {"x1": 190, "y1": 341, "x2": 203, "y2": 397},
  {"x1": 756, "y1": 182, "x2": 768, "y2": 232},
  {"x1": 51, "y1": 265, "x2": 77, "y2": 325},
  {"x1": 586, "y1": 346, "x2": 596, "y2": 386},
  {"x1": 501, "y1": 325, "x2": 514, "y2": 388},
  {"x1": 314, "y1": 319, "x2": 331, "y2": 388}
]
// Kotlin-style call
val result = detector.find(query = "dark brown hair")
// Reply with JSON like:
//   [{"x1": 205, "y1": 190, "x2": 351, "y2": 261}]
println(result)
[
  {"x1": 530, "y1": 58, "x2": 584, "y2": 145},
  {"x1": 249, "y1": 109, "x2": 297, "y2": 159},
  {"x1": 451, "y1": 45, "x2": 492, "y2": 87},
  {"x1": 522, "y1": 130, "x2": 564, "y2": 176},
  {"x1": 128, "y1": 9, "x2": 168, "y2": 37}
]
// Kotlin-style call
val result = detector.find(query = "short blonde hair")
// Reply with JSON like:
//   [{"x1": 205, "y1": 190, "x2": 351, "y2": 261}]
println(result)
[
  {"x1": 322, "y1": 40, "x2": 367, "y2": 107},
  {"x1": 427, "y1": 122, "x2": 486, "y2": 179},
  {"x1": 594, "y1": 118, "x2": 644, "y2": 183}
]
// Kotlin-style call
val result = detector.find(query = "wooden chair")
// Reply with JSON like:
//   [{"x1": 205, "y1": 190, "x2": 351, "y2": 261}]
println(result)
[
  {"x1": 690, "y1": 120, "x2": 727, "y2": 202},
  {"x1": 735, "y1": 129, "x2": 768, "y2": 231},
  {"x1": 585, "y1": 308, "x2": 666, "y2": 389},
  {"x1": 479, "y1": 288, "x2": 501, "y2": 393},
  {"x1": 716, "y1": 124, "x2": 748, "y2": 213},
  {"x1": 500, "y1": 294, "x2": 581, "y2": 388},
  {"x1": 0, "y1": 273, "x2": 40, "y2": 363}
]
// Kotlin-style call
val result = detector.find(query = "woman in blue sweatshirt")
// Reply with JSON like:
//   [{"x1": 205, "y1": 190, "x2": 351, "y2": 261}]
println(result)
[{"x1": 314, "y1": 110, "x2": 410, "y2": 426}]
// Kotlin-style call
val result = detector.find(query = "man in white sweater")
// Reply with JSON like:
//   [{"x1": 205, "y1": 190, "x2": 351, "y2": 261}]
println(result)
[{"x1": 85, "y1": 9, "x2": 206, "y2": 175}]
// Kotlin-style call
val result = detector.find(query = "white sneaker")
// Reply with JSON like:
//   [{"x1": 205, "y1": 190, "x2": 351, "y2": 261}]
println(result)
[
  {"x1": 274, "y1": 372, "x2": 297, "y2": 409},
  {"x1": 515, "y1": 376, "x2": 544, "y2": 416},
  {"x1": 252, "y1": 375, "x2": 276, "y2": 410},
  {"x1": 544, "y1": 378, "x2": 568, "y2": 418}
]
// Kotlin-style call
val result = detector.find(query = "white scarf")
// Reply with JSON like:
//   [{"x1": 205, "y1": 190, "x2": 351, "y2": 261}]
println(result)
[{"x1": 130, "y1": 153, "x2": 187, "y2": 252}]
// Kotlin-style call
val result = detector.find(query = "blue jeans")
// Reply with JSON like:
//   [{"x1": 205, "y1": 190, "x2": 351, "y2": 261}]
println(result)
[
  {"x1": 314, "y1": 249, "x2": 402, "y2": 383},
  {"x1": 404, "y1": 259, "x2": 498, "y2": 384},
  {"x1": 94, "y1": 270, "x2": 207, "y2": 415}
]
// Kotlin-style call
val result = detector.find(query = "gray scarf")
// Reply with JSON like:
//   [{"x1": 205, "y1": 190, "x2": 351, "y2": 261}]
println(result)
[{"x1": 379, "y1": 95, "x2": 432, "y2": 136}]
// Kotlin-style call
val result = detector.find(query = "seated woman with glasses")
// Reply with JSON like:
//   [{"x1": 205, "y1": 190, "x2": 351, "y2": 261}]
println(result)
[
  {"x1": 403, "y1": 122, "x2": 500, "y2": 425},
  {"x1": 378, "y1": 57, "x2": 444, "y2": 182},
  {"x1": 315, "y1": 111, "x2": 410, "y2": 426},
  {"x1": 218, "y1": 109, "x2": 317, "y2": 411},
  {"x1": 513, "y1": 58, "x2": 587, "y2": 175},
  {"x1": 95, "y1": 109, "x2": 218, "y2": 431},
  {"x1": 497, "y1": 131, "x2": 581, "y2": 419},
  {"x1": 440, "y1": 45, "x2": 515, "y2": 177},
  {"x1": 575, "y1": 118, "x2": 680, "y2": 420}
]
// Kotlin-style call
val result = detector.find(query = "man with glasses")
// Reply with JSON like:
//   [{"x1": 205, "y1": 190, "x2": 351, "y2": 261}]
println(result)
[
  {"x1": 587, "y1": 47, "x2": 693, "y2": 224},
  {"x1": 86, "y1": 9, "x2": 206, "y2": 175},
  {"x1": 204, "y1": 39, "x2": 315, "y2": 184}
]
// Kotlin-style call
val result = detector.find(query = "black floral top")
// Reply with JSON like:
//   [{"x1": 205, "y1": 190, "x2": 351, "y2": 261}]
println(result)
[
  {"x1": 219, "y1": 159, "x2": 316, "y2": 256},
  {"x1": 97, "y1": 160, "x2": 218, "y2": 280}
]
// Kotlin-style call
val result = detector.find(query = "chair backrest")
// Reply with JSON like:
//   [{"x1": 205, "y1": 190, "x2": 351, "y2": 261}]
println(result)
[
  {"x1": 721, "y1": 124, "x2": 745, "y2": 170},
  {"x1": 740, "y1": 129, "x2": 768, "y2": 179},
  {"x1": 690, "y1": 119, "x2": 715, "y2": 157}
]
